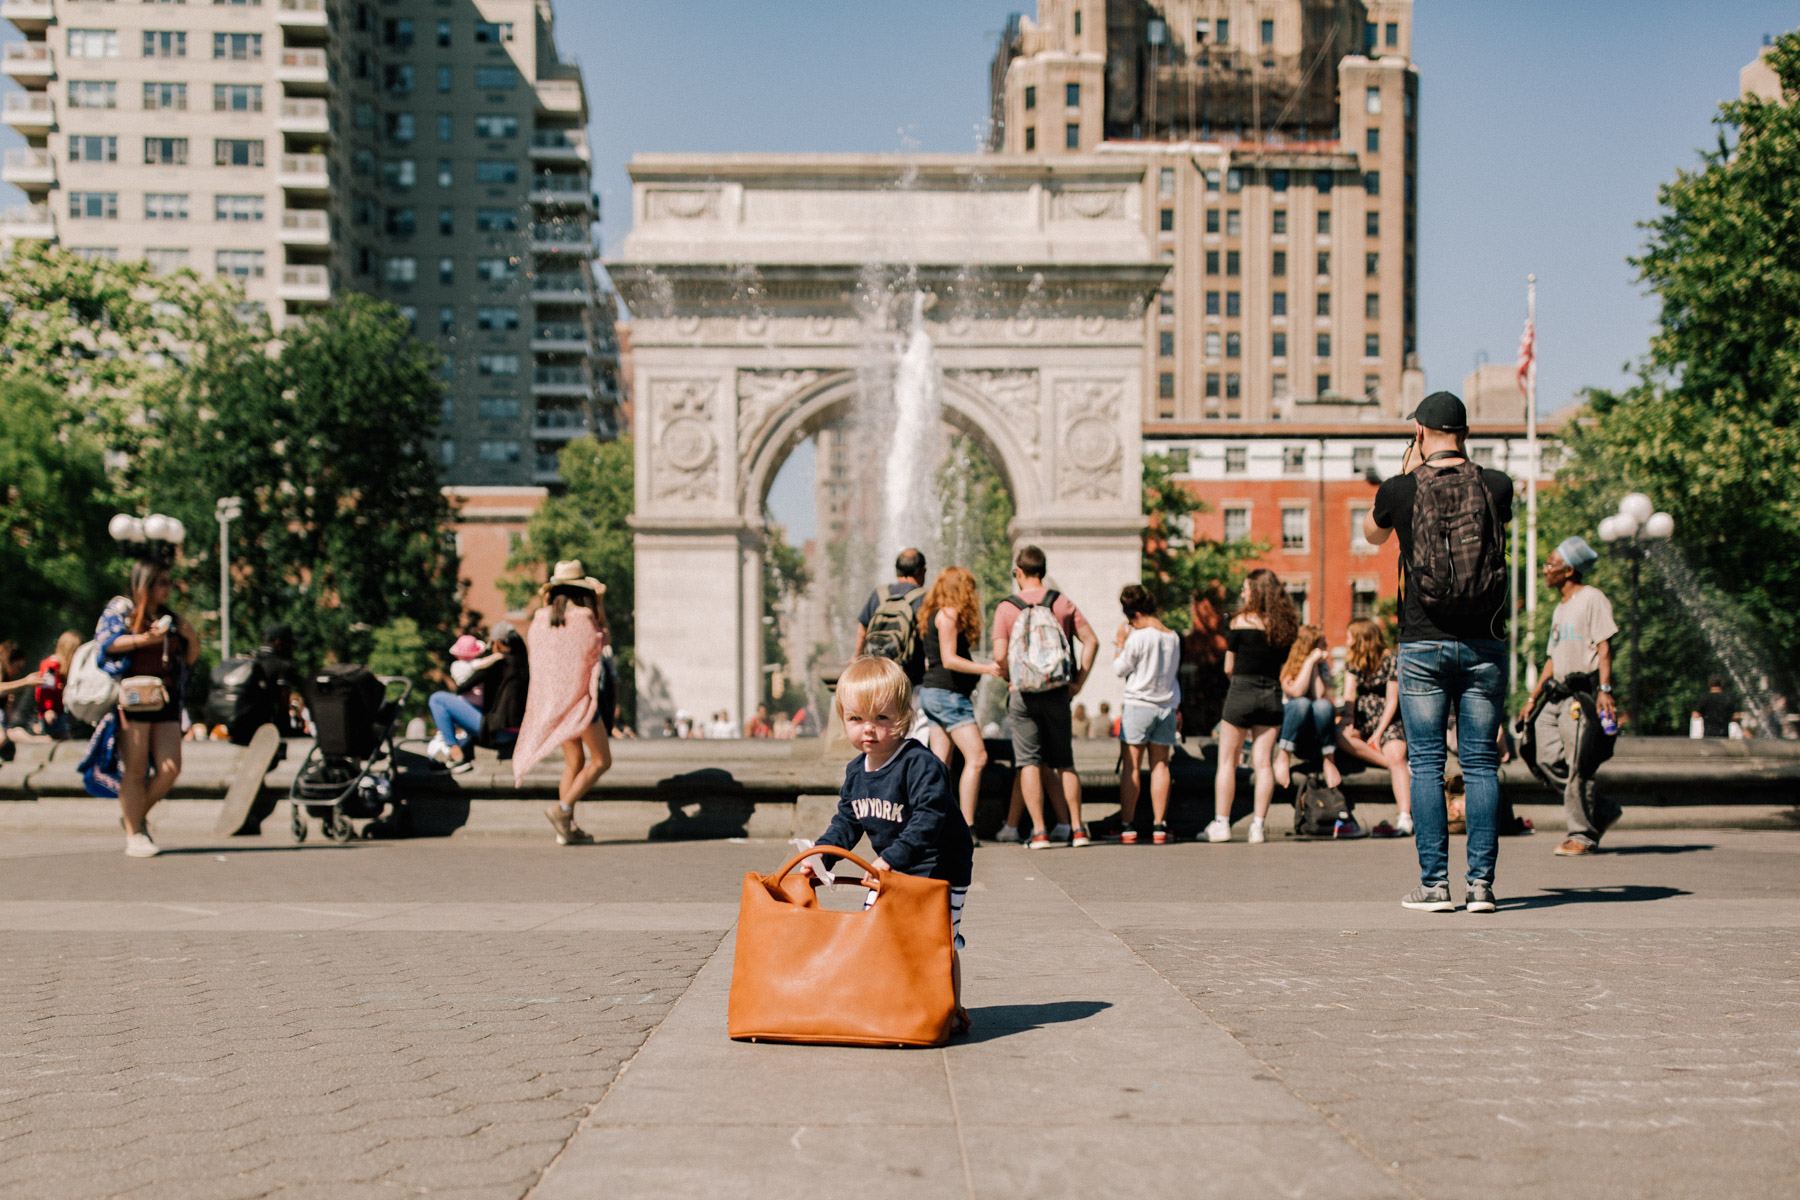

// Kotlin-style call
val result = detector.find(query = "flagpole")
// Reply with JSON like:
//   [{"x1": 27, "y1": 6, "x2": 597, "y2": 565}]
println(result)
[{"x1": 1524, "y1": 275, "x2": 1539, "y2": 679}]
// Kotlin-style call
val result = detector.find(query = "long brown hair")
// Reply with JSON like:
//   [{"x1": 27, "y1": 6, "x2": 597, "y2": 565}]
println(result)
[
  {"x1": 128, "y1": 559, "x2": 171, "y2": 634},
  {"x1": 918, "y1": 566, "x2": 981, "y2": 645},
  {"x1": 1345, "y1": 618, "x2": 1389, "y2": 677},
  {"x1": 1239, "y1": 568, "x2": 1299, "y2": 651},
  {"x1": 547, "y1": 584, "x2": 599, "y2": 629},
  {"x1": 1281, "y1": 624, "x2": 1325, "y2": 682}
]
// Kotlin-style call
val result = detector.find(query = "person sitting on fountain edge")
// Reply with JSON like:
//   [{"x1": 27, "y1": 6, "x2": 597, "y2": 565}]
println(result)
[{"x1": 1520, "y1": 537, "x2": 1622, "y2": 857}]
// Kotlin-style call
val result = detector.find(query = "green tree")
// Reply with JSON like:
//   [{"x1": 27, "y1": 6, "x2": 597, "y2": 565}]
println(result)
[
  {"x1": 502, "y1": 436, "x2": 635, "y2": 719},
  {"x1": 142, "y1": 293, "x2": 461, "y2": 671},
  {"x1": 937, "y1": 434, "x2": 1016, "y2": 630},
  {"x1": 366, "y1": 617, "x2": 435, "y2": 715},
  {"x1": 1141, "y1": 452, "x2": 1266, "y2": 630},
  {"x1": 761, "y1": 525, "x2": 810, "y2": 713},
  {"x1": 0, "y1": 377, "x2": 120, "y2": 649},
  {"x1": 1539, "y1": 31, "x2": 1800, "y2": 727}
]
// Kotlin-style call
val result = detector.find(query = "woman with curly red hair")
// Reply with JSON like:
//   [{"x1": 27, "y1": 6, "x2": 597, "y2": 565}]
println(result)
[{"x1": 916, "y1": 566, "x2": 1002, "y2": 826}]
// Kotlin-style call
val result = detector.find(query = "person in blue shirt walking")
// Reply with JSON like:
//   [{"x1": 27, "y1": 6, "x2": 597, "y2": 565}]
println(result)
[{"x1": 808, "y1": 654, "x2": 973, "y2": 1032}]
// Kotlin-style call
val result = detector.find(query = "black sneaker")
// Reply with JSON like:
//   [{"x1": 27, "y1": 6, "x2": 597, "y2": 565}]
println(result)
[
  {"x1": 1465, "y1": 881, "x2": 1496, "y2": 913},
  {"x1": 1400, "y1": 883, "x2": 1455, "y2": 912}
]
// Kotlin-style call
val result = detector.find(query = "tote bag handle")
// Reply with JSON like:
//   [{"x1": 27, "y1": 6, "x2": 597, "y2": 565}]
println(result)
[{"x1": 766, "y1": 847, "x2": 881, "y2": 887}]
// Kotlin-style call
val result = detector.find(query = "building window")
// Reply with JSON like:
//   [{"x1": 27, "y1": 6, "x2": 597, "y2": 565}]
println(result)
[
  {"x1": 438, "y1": 65, "x2": 452, "y2": 92},
  {"x1": 1157, "y1": 372, "x2": 1175, "y2": 399},
  {"x1": 431, "y1": 306, "x2": 450, "y2": 334},
  {"x1": 1224, "y1": 446, "x2": 1246, "y2": 474},
  {"x1": 1317, "y1": 333, "x2": 1332, "y2": 358},
  {"x1": 213, "y1": 84, "x2": 263, "y2": 112},
  {"x1": 1159, "y1": 208, "x2": 1174, "y2": 232},
  {"x1": 1159, "y1": 291, "x2": 1174, "y2": 316},
  {"x1": 69, "y1": 135, "x2": 117, "y2": 163},
  {"x1": 1272, "y1": 250, "x2": 1287, "y2": 276},
  {"x1": 1366, "y1": 211, "x2": 1380, "y2": 238},
  {"x1": 1317, "y1": 251, "x2": 1330, "y2": 276},
  {"x1": 1224, "y1": 507, "x2": 1249, "y2": 542},
  {"x1": 1365, "y1": 333, "x2": 1380, "y2": 358},
  {"x1": 142, "y1": 30, "x2": 186, "y2": 58},
  {"x1": 1205, "y1": 332, "x2": 1221, "y2": 358},
  {"x1": 476, "y1": 257, "x2": 518, "y2": 281},
  {"x1": 67, "y1": 192, "x2": 119, "y2": 219},
  {"x1": 476, "y1": 160, "x2": 518, "y2": 184},
  {"x1": 144, "y1": 248, "x2": 189, "y2": 275},
  {"x1": 438, "y1": 160, "x2": 454, "y2": 187},
  {"x1": 1158, "y1": 166, "x2": 1174, "y2": 196},
  {"x1": 1205, "y1": 291, "x2": 1220, "y2": 316},
  {"x1": 1281, "y1": 507, "x2": 1309, "y2": 551},
  {"x1": 437, "y1": 114, "x2": 453, "y2": 141},
  {"x1": 1316, "y1": 373, "x2": 1331, "y2": 397},
  {"x1": 1206, "y1": 373, "x2": 1221, "y2": 398},
  {"x1": 440, "y1": 441, "x2": 457, "y2": 468},
  {"x1": 212, "y1": 32, "x2": 262, "y2": 60},
  {"x1": 1065, "y1": 82, "x2": 1080, "y2": 107},
  {"x1": 439, "y1": 207, "x2": 454, "y2": 235},
  {"x1": 1158, "y1": 331, "x2": 1175, "y2": 357},
  {"x1": 144, "y1": 193, "x2": 187, "y2": 220},
  {"x1": 67, "y1": 28, "x2": 120, "y2": 58},
  {"x1": 474, "y1": 67, "x2": 519, "y2": 89},
  {"x1": 1364, "y1": 374, "x2": 1382, "y2": 400},
  {"x1": 382, "y1": 18, "x2": 414, "y2": 47},
  {"x1": 1226, "y1": 251, "x2": 1240, "y2": 276},
  {"x1": 388, "y1": 113, "x2": 416, "y2": 142},
  {"x1": 1365, "y1": 171, "x2": 1380, "y2": 196},
  {"x1": 1204, "y1": 168, "x2": 1220, "y2": 192},
  {"x1": 1225, "y1": 372, "x2": 1241, "y2": 398},
  {"x1": 384, "y1": 207, "x2": 416, "y2": 234},
  {"x1": 1280, "y1": 446, "x2": 1305, "y2": 476},
  {"x1": 474, "y1": 21, "x2": 515, "y2": 43},
  {"x1": 1261, "y1": 18, "x2": 1274, "y2": 45},
  {"x1": 1366, "y1": 86, "x2": 1382, "y2": 115},
  {"x1": 1024, "y1": 127, "x2": 1036, "y2": 151},
  {"x1": 1366, "y1": 128, "x2": 1380, "y2": 153},
  {"x1": 1216, "y1": 18, "x2": 1230, "y2": 44},
  {"x1": 215, "y1": 249, "x2": 265, "y2": 279},
  {"x1": 1272, "y1": 292, "x2": 1287, "y2": 317},
  {"x1": 70, "y1": 81, "x2": 120, "y2": 109},
  {"x1": 1225, "y1": 332, "x2": 1241, "y2": 358},
  {"x1": 1024, "y1": 85, "x2": 1036, "y2": 111},
  {"x1": 437, "y1": 19, "x2": 451, "y2": 46},
  {"x1": 385, "y1": 256, "x2": 418, "y2": 283},
  {"x1": 479, "y1": 397, "x2": 521, "y2": 420},
  {"x1": 1316, "y1": 292, "x2": 1331, "y2": 317},
  {"x1": 1065, "y1": 123, "x2": 1081, "y2": 149},
  {"x1": 68, "y1": 247, "x2": 120, "y2": 263},
  {"x1": 1364, "y1": 252, "x2": 1380, "y2": 277},
  {"x1": 383, "y1": 64, "x2": 415, "y2": 94},
  {"x1": 1315, "y1": 211, "x2": 1331, "y2": 238},
  {"x1": 1272, "y1": 331, "x2": 1287, "y2": 357},
  {"x1": 478, "y1": 441, "x2": 522, "y2": 463},
  {"x1": 1225, "y1": 209, "x2": 1241, "y2": 237},
  {"x1": 141, "y1": 137, "x2": 185, "y2": 165},
  {"x1": 477, "y1": 307, "x2": 519, "y2": 331},
  {"x1": 478, "y1": 354, "x2": 520, "y2": 376},
  {"x1": 1205, "y1": 209, "x2": 1220, "y2": 234},
  {"x1": 1073, "y1": 10, "x2": 1082, "y2": 35},
  {"x1": 1206, "y1": 250, "x2": 1220, "y2": 276},
  {"x1": 438, "y1": 258, "x2": 455, "y2": 284},
  {"x1": 1365, "y1": 293, "x2": 1380, "y2": 320},
  {"x1": 475, "y1": 114, "x2": 518, "y2": 139},
  {"x1": 214, "y1": 139, "x2": 264, "y2": 167},
  {"x1": 1226, "y1": 169, "x2": 1243, "y2": 193},
  {"x1": 1352, "y1": 446, "x2": 1375, "y2": 474},
  {"x1": 1272, "y1": 209, "x2": 1287, "y2": 235},
  {"x1": 1272, "y1": 169, "x2": 1289, "y2": 193},
  {"x1": 1225, "y1": 292, "x2": 1240, "y2": 318},
  {"x1": 1472, "y1": 445, "x2": 1496, "y2": 467},
  {"x1": 384, "y1": 159, "x2": 417, "y2": 187},
  {"x1": 1352, "y1": 578, "x2": 1377, "y2": 617}
]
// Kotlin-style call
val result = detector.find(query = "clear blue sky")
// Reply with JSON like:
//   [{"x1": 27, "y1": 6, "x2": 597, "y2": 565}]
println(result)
[{"x1": 4, "y1": 0, "x2": 1790, "y2": 541}]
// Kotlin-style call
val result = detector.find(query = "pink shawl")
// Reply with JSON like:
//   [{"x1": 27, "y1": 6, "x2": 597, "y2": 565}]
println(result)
[{"x1": 511, "y1": 605, "x2": 605, "y2": 785}]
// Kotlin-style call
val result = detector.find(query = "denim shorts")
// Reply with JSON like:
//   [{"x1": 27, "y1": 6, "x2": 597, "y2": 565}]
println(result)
[
  {"x1": 918, "y1": 686, "x2": 977, "y2": 732},
  {"x1": 1120, "y1": 701, "x2": 1178, "y2": 746}
]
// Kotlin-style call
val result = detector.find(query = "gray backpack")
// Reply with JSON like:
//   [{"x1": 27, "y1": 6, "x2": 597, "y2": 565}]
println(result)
[{"x1": 1409, "y1": 453, "x2": 1507, "y2": 626}]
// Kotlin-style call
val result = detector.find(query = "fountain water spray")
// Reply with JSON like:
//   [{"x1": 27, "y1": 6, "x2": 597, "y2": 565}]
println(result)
[
  {"x1": 1645, "y1": 542, "x2": 1784, "y2": 737},
  {"x1": 881, "y1": 291, "x2": 946, "y2": 563}
]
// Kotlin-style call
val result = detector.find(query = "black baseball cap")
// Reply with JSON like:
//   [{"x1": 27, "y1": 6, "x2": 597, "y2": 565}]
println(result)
[{"x1": 1410, "y1": 391, "x2": 1468, "y2": 433}]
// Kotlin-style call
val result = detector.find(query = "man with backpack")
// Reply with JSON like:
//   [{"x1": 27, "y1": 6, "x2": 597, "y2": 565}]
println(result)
[
  {"x1": 854, "y1": 548, "x2": 929, "y2": 688},
  {"x1": 990, "y1": 545, "x2": 1099, "y2": 850},
  {"x1": 1364, "y1": 392, "x2": 1514, "y2": 914}
]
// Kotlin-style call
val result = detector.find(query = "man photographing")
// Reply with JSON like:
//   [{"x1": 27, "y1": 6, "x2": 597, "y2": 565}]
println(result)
[{"x1": 1364, "y1": 392, "x2": 1514, "y2": 914}]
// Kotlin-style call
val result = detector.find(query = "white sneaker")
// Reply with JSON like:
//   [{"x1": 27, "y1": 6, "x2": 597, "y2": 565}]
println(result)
[
  {"x1": 1204, "y1": 818, "x2": 1232, "y2": 843},
  {"x1": 1248, "y1": 818, "x2": 1267, "y2": 844},
  {"x1": 994, "y1": 825, "x2": 1022, "y2": 844},
  {"x1": 1396, "y1": 813, "x2": 1414, "y2": 836},
  {"x1": 124, "y1": 832, "x2": 160, "y2": 858}
]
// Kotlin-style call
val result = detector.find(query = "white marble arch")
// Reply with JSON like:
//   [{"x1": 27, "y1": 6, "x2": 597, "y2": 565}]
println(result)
[{"x1": 611, "y1": 154, "x2": 1168, "y2": 730}]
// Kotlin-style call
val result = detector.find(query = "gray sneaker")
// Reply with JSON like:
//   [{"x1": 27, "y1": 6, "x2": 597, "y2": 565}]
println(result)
[
  {"x1": 1465, "y1": 881, "x2": 1496, "y2": 913},
  {"x1": 1400, "y1": 883, "x2": 1455, "y2": 913}
]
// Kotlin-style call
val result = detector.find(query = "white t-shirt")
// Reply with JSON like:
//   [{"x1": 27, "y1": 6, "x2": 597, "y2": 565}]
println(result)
[
  {"x1": 1112, "y1": 626, "x2": 1182, "y2": 710},
  {"x1": 1547, "y1": 585, "x2": 1618, "y2": 679}
]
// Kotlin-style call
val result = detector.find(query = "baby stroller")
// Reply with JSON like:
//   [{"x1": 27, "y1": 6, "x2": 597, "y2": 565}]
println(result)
[{"x1": 288, "y1": 665, "x2": 411, "y2": 842}]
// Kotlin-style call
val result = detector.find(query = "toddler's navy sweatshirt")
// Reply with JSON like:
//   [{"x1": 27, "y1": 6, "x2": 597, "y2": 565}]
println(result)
[{"x1": 816, "y1": 738, "x2": 973, "y2": 887}]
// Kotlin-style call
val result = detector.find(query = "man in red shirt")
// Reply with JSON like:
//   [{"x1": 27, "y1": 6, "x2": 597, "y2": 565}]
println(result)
[{"x1": 990, "y1": 545, "x2": 1100, "y2": 849}]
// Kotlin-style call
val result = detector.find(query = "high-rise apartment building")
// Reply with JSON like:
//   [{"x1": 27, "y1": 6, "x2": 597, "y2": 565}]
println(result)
[
  {"x1": 989, "y1": 0, "x2": 1418, "y2": 425},
  {"x1": 1, "y1": 0, "x2": 618, "y2": 489}
]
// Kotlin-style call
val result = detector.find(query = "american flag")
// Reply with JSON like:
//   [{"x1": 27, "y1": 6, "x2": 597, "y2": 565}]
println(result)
[{"x1": 1516, "y1": 317, "x2": 1535, "y2": 395}]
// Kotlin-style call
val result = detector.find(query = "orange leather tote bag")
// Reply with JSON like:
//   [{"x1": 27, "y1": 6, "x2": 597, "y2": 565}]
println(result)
[{"x1": 728, "y1": 847, "x2": 955, "y2": 1048}]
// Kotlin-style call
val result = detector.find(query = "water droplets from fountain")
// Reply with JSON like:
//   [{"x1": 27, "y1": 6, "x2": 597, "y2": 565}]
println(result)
[
  {"x1": 881, "y1": 291, "x2": 947, "y2": 564},
  {"x1": 1645, "y1": 542, "x2": 1784, "y2": 736}
]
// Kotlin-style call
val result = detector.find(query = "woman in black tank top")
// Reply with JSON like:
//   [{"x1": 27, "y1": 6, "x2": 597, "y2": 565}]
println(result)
[
  {"x1": 1209, "y1": 569, "x2": 1300, "y2": 845},
  {"x1": 916, "y1": 567, "x2": 1003, "y2": 828}
]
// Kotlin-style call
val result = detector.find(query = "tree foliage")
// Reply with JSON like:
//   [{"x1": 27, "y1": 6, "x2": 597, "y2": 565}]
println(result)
[
  {"x1": 1540, "y1": 32, "x2": 1800, "y2": 725},
  {"x1": 1141, "y1": 452, "x2": 1267, "y2": 630},
  {"x1": 0, "y1": 378, "x2": 120, "y2": 647}
]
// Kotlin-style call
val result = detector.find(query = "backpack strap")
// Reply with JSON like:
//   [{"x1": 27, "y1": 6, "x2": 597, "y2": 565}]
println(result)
[
  {"x1": 1423, "y1": 450, "x2": 1466, "y2": 464},
  {"x1": 1039, "y1": 589, "x2": 1061, "y2": 609},
  {"x1": 902, "y1": 586, "x2": 925, "y2": 604}
]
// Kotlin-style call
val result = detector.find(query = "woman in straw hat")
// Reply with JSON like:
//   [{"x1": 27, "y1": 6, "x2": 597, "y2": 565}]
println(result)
[{"x1": 513, "y1": 560, "x2": 613, "y2": 844}]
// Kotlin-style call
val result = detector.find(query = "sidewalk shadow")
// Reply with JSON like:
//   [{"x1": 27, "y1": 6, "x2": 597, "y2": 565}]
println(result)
[
  {"x1": 1497, "y1": 884, "x2": 1690, "y2": 910},
  {"x1": 154, "y1": 845, "x2": 367, "y2": 856},
  {"x1": 1601, "y1": 844, "x2": 1715, "y2": 856},
  {"x1": 961, "y1": 1000, "x2": 1111, "y2": 1044}
]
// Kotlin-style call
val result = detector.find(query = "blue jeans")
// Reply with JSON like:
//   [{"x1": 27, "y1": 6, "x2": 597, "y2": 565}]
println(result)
[
  {"x1": 428, "y1": 691, "x2": 482, "y2": 750},
  {"x1": 1398, "y1": 639, "x2": 1507, "y2": 887},
  {"x1": 1277, "y1": 697, "x2": 1336, "y2": 754}
]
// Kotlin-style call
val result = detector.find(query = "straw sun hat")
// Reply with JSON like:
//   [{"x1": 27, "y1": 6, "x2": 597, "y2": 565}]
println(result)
[{"x1": 538, "y1": 559, "x2": 605, "y2": 598}]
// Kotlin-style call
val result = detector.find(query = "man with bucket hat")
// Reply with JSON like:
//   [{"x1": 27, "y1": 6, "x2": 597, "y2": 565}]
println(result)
[
  {"x1": 1518, "y1": 536, "x2": 1622, "y2": 855},
  {"x1": 1364, "y1": 391, "x2": 1515, "y2": 913}
]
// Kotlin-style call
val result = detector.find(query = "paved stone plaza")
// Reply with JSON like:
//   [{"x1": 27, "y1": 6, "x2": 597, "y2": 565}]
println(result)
[{"x1": 1, "y1": 813, "x2": 1796, "y2": 1199}]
